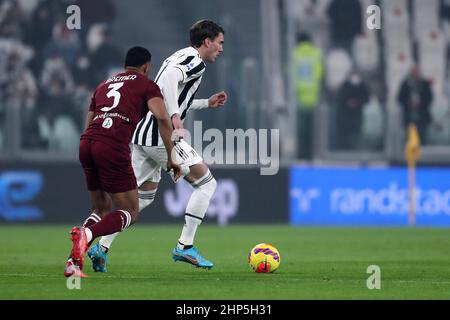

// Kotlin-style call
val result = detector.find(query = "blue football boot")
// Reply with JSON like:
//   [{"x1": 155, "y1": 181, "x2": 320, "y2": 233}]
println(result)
[
  {"x1": 87, "y1": 243, "x2": 108, "y2": 272},
  {"x1": 172, "y1": 246, "x2": 214, "y2": 269}
]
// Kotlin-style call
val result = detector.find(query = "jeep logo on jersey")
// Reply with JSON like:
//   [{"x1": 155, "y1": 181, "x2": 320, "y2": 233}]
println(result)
[
  {"x1": 102, "y1": 117, "x2": 113, "y2": 129},
  {"x1": 164, "y1": 179, "x2": 238, "y2": 225}
]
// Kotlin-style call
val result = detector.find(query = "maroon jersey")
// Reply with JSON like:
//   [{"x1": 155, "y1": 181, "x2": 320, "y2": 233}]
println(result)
[{"x1": 81, "y1": 70, "x2": 163, "y2": 149}]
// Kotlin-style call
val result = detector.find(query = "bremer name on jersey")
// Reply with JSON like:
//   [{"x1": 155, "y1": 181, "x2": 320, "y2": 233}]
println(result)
[
  {"x1": 82, "y1": 70, "x2": 163, "y2": 149},
  {"x1": 132, "y1": 47, "x2": 206, "y2": 147}
]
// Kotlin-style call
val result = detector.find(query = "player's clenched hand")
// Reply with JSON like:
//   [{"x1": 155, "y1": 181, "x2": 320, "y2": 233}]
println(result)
[
  {"x1": 171, "y1": 128, "x2": 184, "y2": 142},
  {"x1": 167, "y1": 159, "x2": 182, "y2": 182},
  {"x1": 208, "y1": 91, "x2": 228, "y2": 108}
]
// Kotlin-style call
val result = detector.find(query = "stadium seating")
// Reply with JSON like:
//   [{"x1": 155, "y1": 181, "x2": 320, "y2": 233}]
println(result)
[
  {"x1": 352, "y1": 32, "x2": 379, "y2": 73},
  {"x1": 418, "y1": 30, "x2": 446, "y2": 97},
  {"x1": 413, "y1": 0, "x2": 440, "y2": 42},
  {"x1": 291, "y1": 0, "x2": 450, "y2": 152},
  {"x1": 325, "y1": 49, "x2": 353, "y2": 91}
]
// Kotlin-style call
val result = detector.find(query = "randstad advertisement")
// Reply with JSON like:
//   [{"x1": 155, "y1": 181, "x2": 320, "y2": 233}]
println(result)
[{"x1": 290, "y1": 167, "x2": 450, "y2": 226}]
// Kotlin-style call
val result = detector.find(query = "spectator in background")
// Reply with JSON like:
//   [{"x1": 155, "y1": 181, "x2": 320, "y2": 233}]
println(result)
[
  {"x1": 336, "y1": 71, "x2": 370, "y2": 150},
  {"x1": 39, "y1": 61, "x2": 75, "y2": 125},
  {"x1": 37, "y1": 56, "x2": 80, "y2": 152},
  {"x1": 327, "y1": 0, "x2": 362, "y2": 53},
  {"x1": 89, "y1": 26, "x2": 122, "y2": 85},
  {"x1": 72, "y1": 55, "x2": 93, "y2": 130},
  {"x1": 42, "y1": 20, "x2": 82, "y2": 69},
  {"x1": 0, "y1": 34, "x2": 41, "y2": 149},
  {"x1": 0, "y1": 0, "x2": 27, "y2": 39},
  {"x1": 440, "y1": 0, "x2": 450, "y2": 23},
  {"x1": 76, "y1": 0, "x2": 116, "y2": 24},
  {"x1": 75, "y1": 0, "x2": 116, "y2": 43},
  {"x1": 397, "y1": 65, "x2": 433, "y2": 145},
  {"x1": 23, "y1": 0, "x2": 65, "y2": 74},
  {"x1": 0, "y1": 0, "x2": 119, "y2": 153},
  {"x1": 292, "y1": 32, "x2": 323, "y2": 159},
  {"x1": 13, "y1": 53, "x2": 40, "y2": 148},
  {"x1": 23, "y1": 0, "x2": 56, "y2": 51},
  {"x1": 73, "y1": 54, "x2": 92, "y2": 87}
]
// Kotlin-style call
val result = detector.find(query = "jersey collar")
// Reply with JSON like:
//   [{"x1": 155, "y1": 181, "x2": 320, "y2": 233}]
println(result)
[{"x1": 188, "y1": 46, "x2": 203, "y2": 62}]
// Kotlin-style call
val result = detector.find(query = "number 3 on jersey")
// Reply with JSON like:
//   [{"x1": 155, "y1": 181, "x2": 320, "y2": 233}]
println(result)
[{"x1": 101, "y1": 82, "x2": 124, "y2": 112}]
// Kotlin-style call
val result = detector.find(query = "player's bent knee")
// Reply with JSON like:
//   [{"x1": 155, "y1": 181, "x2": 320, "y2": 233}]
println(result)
[
  {"x1": 138, "y1": 198, "x2": 154, "y2": 212},
  {"x1": 202, "y1": 176, "x2": 217, "y2": 198},
  {"x1": 193, "y1": 173, "x2": 217, "y2": 200},
  {"x1": 185, "y1": 174, "x2": 216, "y2": 221},
  {"x1": 138, "y1": 189, "x2": 157, "y2": 212}
]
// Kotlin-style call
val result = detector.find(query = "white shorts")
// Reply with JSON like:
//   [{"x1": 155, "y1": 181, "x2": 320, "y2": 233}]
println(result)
[{"x1": 132, "y1": 139, "x2": 203, "y2": 186}]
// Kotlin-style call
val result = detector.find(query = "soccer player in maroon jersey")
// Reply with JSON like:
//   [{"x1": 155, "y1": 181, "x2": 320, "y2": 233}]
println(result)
[{"x1": 64, "y1": 46, "x2": 180, "y2": 278}]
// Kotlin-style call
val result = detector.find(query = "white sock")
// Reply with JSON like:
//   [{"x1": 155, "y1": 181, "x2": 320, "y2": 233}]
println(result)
[
  {"x1": 178, "y1": 215, "x2": 203, "y2": 248},
  {"x1": 138, "y1": 189, "x2": 157, "y2": 212},
  {"x1": 178, "y1": 171, "x2": 216, "y2": 248},
  {"x1": 99, "y1": 232, "x2": 119, "y2": 249},
  {"x1": 85, "y1": 228, "x2": 93, "y2": 243}
]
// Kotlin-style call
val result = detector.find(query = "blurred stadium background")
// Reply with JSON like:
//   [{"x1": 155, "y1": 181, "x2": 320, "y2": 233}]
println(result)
[{"x1": 1, "y1": 0, "x2": 450, "y2": 227}]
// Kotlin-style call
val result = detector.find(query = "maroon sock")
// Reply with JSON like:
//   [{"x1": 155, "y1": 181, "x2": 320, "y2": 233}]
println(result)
[
  {"x1": 82, "y1": 213, "x2": 102, "y2": 247},
  {"x1": 87, "y1": 210, "x2": 131, "y2": 240}
]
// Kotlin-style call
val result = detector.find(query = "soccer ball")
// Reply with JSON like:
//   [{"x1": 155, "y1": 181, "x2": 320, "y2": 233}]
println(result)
[{"x1": 248, "y1": 243, "x2": 280, "y2": 273}]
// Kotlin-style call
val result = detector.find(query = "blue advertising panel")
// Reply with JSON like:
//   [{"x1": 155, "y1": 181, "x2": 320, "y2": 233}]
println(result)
[
  {"x1": 1, "y1": 162, "x2": 288, "y2": 224},
  {"x1": 0, "y1": 171, "x2": 43, "y2": 221},
  {"x1": 290, "y1": 166, "x2": 450, "y2": 226}
]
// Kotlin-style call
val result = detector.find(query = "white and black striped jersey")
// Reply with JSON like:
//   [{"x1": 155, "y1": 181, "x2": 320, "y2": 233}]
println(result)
[{"x1": 132, "y1": 46, "x2": 208, "y2": 147}]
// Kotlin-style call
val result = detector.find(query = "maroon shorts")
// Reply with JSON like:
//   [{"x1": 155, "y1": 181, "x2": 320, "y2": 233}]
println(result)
[{"x1": 79, "y1": 139, "x2": 137, "y2": 194}]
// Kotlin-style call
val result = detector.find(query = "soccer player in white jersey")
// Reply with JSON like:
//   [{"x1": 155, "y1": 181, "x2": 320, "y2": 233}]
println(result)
[{"x1": 87, "y1": 20, "x2": 227, "y2": 271}]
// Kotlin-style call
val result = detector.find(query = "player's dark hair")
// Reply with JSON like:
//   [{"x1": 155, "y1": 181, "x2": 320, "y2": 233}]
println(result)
[
  {"x1": 190, "y1": 20, "x2": 224, "y2": 48},
  {"x1": 124, "y1": 46, "x2": 152, "y2": 68}
]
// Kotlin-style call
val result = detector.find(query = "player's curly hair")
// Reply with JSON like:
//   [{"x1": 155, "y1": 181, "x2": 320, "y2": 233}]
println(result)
[{"x1": 190, "y1": 20, "x2": 224, "y2": 48}]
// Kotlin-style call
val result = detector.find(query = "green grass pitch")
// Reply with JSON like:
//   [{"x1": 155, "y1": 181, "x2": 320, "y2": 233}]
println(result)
[{"x1": 1, "y1": 225, "x2": 450, "y2": 299}]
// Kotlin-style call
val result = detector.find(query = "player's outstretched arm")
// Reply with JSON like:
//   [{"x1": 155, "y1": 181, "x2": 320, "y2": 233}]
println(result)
[
  {"x1": 190, "y1": 91, "x2": 227, "y2": 111},
  {"x1": 147, "y1": 97, "x2": 181, "y2": 180},
  {"x1": 207, "y1": 91, "x2": 228, "y2": 108}
]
